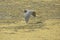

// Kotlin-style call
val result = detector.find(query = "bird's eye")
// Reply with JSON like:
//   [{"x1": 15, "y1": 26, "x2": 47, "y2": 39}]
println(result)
[{"x1": 24, "y1": 10, "x2": 27, "y2": 13}]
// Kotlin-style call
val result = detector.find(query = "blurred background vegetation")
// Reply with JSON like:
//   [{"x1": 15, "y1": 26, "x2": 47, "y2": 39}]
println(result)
[{"x1": 0, "y1": 0, "x2": 60, "y2": 40}]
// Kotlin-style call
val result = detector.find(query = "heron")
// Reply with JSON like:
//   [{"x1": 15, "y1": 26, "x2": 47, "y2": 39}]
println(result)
[{"x1": 24, "y1": 9, "x2": 36, "y2": 23}]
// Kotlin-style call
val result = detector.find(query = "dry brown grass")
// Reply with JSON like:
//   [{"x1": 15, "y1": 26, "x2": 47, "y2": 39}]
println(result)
[{"x1": 0, "y1": 0, "x2": 60, "y2": 40}]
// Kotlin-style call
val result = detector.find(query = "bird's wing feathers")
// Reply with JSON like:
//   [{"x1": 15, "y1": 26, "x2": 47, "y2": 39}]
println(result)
[
  {"x1": 25, "y1": 13, "x2": 31, "y2": 23},
  {"x1": 24, "y1": 9, "x2": 36, "y2": 23}
]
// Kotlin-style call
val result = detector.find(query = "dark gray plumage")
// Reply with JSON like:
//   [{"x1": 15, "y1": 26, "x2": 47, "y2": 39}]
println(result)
[{"x1": 24, "y1": 9, "x2": 36, "y2": 23}]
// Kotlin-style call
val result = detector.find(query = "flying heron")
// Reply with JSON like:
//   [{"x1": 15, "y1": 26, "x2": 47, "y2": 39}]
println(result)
[{"x1": 24, "y1": 9, "x2": 36, "y2": 23}]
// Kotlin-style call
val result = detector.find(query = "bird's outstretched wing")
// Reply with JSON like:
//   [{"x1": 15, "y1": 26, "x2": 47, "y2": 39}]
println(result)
[
  {"x1": 24, "y1": 12, "x2": 31, "y2": 23},
  {"x1": 24, "y1": 9, "x2": 36, "y2": 23}
]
